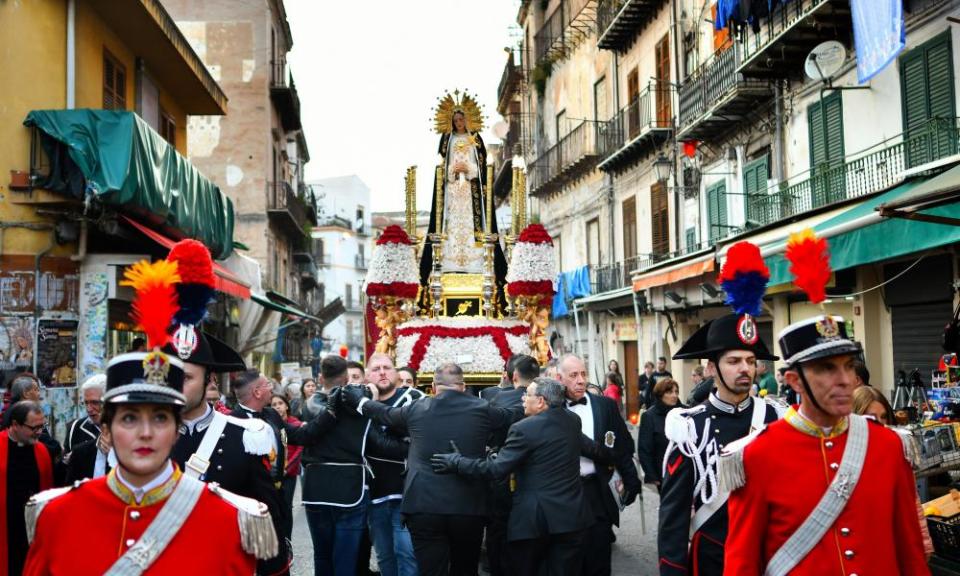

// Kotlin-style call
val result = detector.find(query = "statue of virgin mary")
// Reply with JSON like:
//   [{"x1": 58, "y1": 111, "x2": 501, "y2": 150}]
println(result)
[{"x1": 419, "y1": 90, "x2": 508, "y2": 310}]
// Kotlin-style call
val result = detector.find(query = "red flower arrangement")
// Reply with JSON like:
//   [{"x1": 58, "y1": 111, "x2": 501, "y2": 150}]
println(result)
[
  {"x1": 396, "y1": 324, "x2": 529, "y2": 372},
  {"x1": 517, "y1": 224, "x2": 552, "y2": 244},
  {"x1": 378, "y1": 225, "x2": 413, "y2": 245}
]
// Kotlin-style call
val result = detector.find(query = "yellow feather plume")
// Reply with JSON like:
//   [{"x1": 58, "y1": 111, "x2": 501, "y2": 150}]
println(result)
[{"x1": 120, "y1": 259, "x2": 181, "y2": 291}]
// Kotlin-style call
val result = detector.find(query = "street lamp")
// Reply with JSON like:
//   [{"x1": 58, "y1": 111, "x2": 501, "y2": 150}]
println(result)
[{"x1": 653, "y1": 153, "x2": 672, "y2": 184}]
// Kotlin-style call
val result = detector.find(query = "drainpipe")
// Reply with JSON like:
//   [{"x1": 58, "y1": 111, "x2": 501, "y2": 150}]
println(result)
[
  {"x1": 773, "y1": 81, "x2": 784, "y2": 181},
  {"x1": 66, "y1": 0, "x2": 76, "y2": 109},
  {"x1": 70, "y1": 220, "x2": 87, "y2": 262}
]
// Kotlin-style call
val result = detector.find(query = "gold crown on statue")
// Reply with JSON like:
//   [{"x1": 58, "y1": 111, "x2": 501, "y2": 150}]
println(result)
[{"x1": 433, "y1": 89, "x2": 485, "y2": 134}]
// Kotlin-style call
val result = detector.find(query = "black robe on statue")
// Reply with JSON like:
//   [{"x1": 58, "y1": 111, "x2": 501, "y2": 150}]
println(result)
[{"x1": 419, "y1": 131, "x2": 508, "y2": 313}]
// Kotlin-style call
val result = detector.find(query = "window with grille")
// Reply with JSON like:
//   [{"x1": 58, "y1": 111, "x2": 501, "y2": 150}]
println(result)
[{"x1": 103, "y1": 50, "x2": 127, "y2": 110}]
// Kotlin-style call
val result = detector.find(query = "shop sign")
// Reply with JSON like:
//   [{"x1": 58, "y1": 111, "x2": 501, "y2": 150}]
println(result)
[{"x1": 614, "y1": 319, "x2": 638, "y2": 340}]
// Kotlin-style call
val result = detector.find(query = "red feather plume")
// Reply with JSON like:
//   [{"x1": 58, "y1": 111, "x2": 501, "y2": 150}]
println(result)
[
  {"x1": 785, "y1": 229, "x2": 832, "y2": 305},
  {"x1": 167, "y1": 239, "x2": 215, "y2": 287},
  {"x1": 120, "y1": 260, "x2": 181, "y2": 349}
]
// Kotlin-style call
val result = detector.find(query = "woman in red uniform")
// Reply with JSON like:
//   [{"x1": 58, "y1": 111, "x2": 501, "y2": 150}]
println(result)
[{"x1": 23, "y1": 258, "x2": 277, "y2": 575}]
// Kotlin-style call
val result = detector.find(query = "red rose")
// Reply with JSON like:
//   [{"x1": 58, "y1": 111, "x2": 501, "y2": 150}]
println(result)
[{"x1": 517, "y1": 224, "x2": 552, "y2": 245}]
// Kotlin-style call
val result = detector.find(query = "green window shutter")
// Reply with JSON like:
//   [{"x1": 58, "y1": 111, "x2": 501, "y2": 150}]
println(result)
[
  {"x1": 686, "y1": 227, "x2": 696, "y2": 249},
  {"x1": 743, "y1": 155, "x2": 768, "y2": 225},
  {"x1": 901, "y1": 31, "x2": 956, "y2": 168},
  {"x1": 808, "y1": 92, "x2": 845, "y2": 206},
  {"x1": 706, "y1": 181, "x2": 727, "y2": 242}
]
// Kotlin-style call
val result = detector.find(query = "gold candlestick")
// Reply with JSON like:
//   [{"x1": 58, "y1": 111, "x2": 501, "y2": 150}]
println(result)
[
  {"x1": 434, "y1": 165, "x2": 444, "y2": 236},
  {"x1": 486, "y1": 164, "x2": 494, "y2": 234},
  {"x1": 516, "y1": 166, "x2": 527, "y2": 231},
  {"x1": 404, "y1": 166, "x2": 417, "y2": 237}
]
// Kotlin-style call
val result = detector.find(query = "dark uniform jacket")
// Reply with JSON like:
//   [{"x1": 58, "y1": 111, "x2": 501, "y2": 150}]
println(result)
[
  {"x1": 638, "y1": 400, "x2": 683, "y2": 485},
  {"x1": 299, "y1": 389, "x2": 408, "y2": 507},
  {"x1": 454, "y1": 407, "x2": 592, "y2": 541},
  {"x1": 64, "y1": 439, "x2": 109, "y2": 484},
  {"x1": 64, "y1": 416, "x2": 99, "y2": 453},
  {"x1": 171, "y1": 405, "x2": 294, "y2": 575},
  {"x1": 657, "y1": 394, "x2": 779, "y2": 576},
  {"x1": 361, "y1": 390, "x2": 522, "y2": 517},
  {"x1": 369, "y1": 387, "x2": 424, "y2": 504}
]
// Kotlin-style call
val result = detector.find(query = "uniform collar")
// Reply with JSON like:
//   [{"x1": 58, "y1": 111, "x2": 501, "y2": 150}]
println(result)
[
  {"x1": 784, "y1": 406, "x2": 849, "y2": 438},
  {"x1": 181, "y1": 404, "x2": 214, "y2": 435},
  {"x1": 108, "y1": 462, "x2": 180, "y2": 506},
  {"x1": 708, "y1": 392, "x2": 752, "y2": 414}
]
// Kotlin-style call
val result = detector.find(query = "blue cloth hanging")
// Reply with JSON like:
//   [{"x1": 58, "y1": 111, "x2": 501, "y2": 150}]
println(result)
[{"x1": 552, "y1": 273, "x2": 569, "y2": 318}]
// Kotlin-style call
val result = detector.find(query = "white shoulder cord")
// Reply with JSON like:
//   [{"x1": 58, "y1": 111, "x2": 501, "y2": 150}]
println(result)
[{"x1": 663, "y1": 411, "x2": 720, "y2": 505}]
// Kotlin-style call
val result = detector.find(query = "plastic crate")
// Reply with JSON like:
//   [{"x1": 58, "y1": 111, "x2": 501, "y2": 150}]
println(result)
[
  {"x1": 926, "y1": 490, "x2": 960, "y2": 561},
  {"x1": 929, "y1": 514, "x2": 960, "y2": 562}
]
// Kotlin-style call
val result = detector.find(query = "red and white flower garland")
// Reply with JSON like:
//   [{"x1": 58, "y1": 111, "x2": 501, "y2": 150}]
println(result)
[
  {"x1": 366, "y1": 225, "x2": 420, "y2": 299},
  {"x1": 506, "y1": 224, "x2": 556, "y2": 303},
  {"x1": 394, "y1": 317, "x2": 533, "y2": 372}
]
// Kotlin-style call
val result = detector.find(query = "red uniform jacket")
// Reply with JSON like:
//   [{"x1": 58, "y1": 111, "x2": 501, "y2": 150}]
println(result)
[
  {"x1": 724, "y1": 410, "x2": 930, "y2": 576},
  {"x1": 23, "y1": 468, "x2": 256, "y2": 575}
]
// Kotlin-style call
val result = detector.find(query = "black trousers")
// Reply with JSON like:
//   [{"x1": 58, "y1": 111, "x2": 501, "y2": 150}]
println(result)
[
  {"x1": 405, "y1": 513, "x2": 485, "y2": 576},
  {"x1": 486, "y1": 478, "x2": 512, "y2": 576},
  {"x1": 509, "y1": 529, "x2": 584, "y2": 576},
  {"x1": 581, "y1": 476, "x2": 613, "y2": 576}
]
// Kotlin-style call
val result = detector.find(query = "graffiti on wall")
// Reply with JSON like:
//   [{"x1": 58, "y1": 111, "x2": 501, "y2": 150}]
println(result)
[{"x1": 79, "y1": 272, "x2": 109, "y2": 382}]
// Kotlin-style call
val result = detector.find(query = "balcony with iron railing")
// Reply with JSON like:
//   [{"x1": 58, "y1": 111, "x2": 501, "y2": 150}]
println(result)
[
  {"x1": 590, "y1": 255, "x2": 642, "y2": 294},
  {"x1": 298, "y1": 259, "x2": 319, "y2": 290},
  {"x1": 677, "y1": 46, "x2": 773, "y2": 141},
  {"x1": 497, "y1": 52, "x2": 524, "y2": 114},
  {"x1": 354, "y1": 254, "x2": 368, "y2": 270},
  {"x1": 596, "y1": 0, "x2": 666, "y2": 52},
  {"x1": 528, "y1": 119, "x2": 602, "y2": 197},
  {"x1": 534, "y1": 0, "x2": 598, "y2": 68},
  {"x1": 597, "y1": 82, "x2": 674, "y2": 172},
  {"x1": 633, "y1": 239, "x2": 716, "y2": 274},
  {"x1": 737, "y1": 0, "x2": 850, "y2": 77},
  {"x1": 270, "y1": 57, "x2": 302, "y2": 131},
  {"x1": 741, "y1": 117, "x2": 960, "y2": 231},
  {"x1": 267, "y1": 180, "x2": 308, "y2": 240}
]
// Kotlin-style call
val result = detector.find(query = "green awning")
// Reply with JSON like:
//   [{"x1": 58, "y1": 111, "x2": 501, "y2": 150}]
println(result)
[
  {"x1": 24, "y1": 109, "x2": 234, "y2": 259},
  {"x1": 251, "y1": 292, "x2": 320, "y2": 322},
  {"x1": 764, "y1": 177, "x2": 960, "y2": 285}
]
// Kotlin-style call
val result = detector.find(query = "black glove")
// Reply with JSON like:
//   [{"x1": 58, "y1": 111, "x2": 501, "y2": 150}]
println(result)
[
  {"x1": 325, "y1": 387, "x2": 343, "y2": 418},
  {"x1": 430, "y1": 440, "x2": 462, "y2": 474},
  {"x1": 622, "y1": 484, "x2": 640, "y2": 507},
  {"x1": 340, "y1": 384, "x2": 365, "y2": 410}
]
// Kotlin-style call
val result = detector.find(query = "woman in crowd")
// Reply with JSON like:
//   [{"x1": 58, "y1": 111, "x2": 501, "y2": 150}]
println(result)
[
  {"x1": 290, "y1": 378, "x2": 317, "y2": 419},
  {"x1": 608, "y1": 359, "x2": 621, "y2": 376},
  {"x1": 853, "y1": 385, "x2": 893, "y2": 423},
  {"x1": 638, "y1": 378, "x2": 683, "y2": 493},
  {"x1": 603, "y1": 371, "x2": 624, "y2": 415},
  {"x1": 270, "y1": 394, "x2": 303, "y2": 542}
]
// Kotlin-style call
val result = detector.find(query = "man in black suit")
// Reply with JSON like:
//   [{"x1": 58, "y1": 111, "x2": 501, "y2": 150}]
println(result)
[
  {"x1": 560, "y1": 354, "x2": 642, "y2": 576},
  {"x1": 431, "y1": 377, "x2": 593, "y2": 575},
  {"x1": 480, "y1": 354, "x2": 522, "y2": 402},
  {"x1": 343, "y1": 362, "x2": 521, "y2": 576},
  {"x1": 484, "y1": 354, "x2": 539, "y2": 576}
]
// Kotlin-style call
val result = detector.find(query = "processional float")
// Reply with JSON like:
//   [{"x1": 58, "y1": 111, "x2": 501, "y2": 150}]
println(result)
[{"x1": 364, "y1": 90, "x2": 556, "y2": 385}]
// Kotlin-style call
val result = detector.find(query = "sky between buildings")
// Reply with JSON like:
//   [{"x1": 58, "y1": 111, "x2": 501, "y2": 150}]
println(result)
[{"x1": 286, "y1": 0, "x2": 521, "y2": 213}]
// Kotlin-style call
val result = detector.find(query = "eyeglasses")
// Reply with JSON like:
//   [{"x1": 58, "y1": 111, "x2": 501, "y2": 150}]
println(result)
[
  {"x1": 83, "y1": 400, "x2": 103, "y2": 407},
  {"x1": 19, "y1": 423, "x2": 44, "y2": 433}
]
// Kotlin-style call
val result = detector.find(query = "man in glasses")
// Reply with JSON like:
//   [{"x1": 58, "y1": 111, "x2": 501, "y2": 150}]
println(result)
[
  {"x1": 2, "y1": 401, "x2": 56, "y2": 575},
  {"x1": 64, "y1": 374, "x2": 111, "y2": 483}
]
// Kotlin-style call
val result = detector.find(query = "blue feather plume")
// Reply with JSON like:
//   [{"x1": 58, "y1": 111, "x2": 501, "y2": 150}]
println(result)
[
  {"x1": 720, "y1": 271, "x2": 767, "y2": 317},
  {"x1": 173, "y1": 284, "x2": 215, "y2": 326}
]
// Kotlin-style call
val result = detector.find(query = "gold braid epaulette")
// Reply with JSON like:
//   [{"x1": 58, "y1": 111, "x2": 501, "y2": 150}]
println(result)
[{"x1": 207, "y1": 483, "x2": 279, "y2": 560}]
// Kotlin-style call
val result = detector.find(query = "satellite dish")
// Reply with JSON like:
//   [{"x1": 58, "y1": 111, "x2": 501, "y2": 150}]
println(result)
[
  {"x1": 805, "y1": 41, "x2": 846, "y2": 82},
  {"x1": 492, "y1": 121, "x2": 509, "y2": 140}
]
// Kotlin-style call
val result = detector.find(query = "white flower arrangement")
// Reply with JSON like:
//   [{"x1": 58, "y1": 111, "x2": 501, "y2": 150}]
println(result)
[
  {"x1": 394, "y1": 317, "x2": 534, "y2": 374},
  {"x1": 506, "y1": 242, "x2": 556, "y2": 284},
  {"x1": 366, "y1": 242, "x2": 419, "y2": 286}
]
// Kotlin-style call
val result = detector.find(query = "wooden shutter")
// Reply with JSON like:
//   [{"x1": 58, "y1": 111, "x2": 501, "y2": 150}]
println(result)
[
  {"x1": 655, "y1": 35, "x2": 672, "y2": 128},
  {"x1": 901, "y1": 32, "x2": 957, "y2": 167},
  {"x1": 651, "y1": 183, "x2": 669, "y2": 255},
  {"x1": 627, "y1": 68, "x2": 640, "y2": 139},
  {"x1": 742, "y1": 155, "x2": 768, "y2": 224},
  {"x1": 103, "y1": 50, "x2": 127, "y2": 111},
  {"x1": 808, "y1": 92, "x2": 845, "y2": 206},
  {"x1": 706, "y1": 181, "x2": 727, "y2": 242},
  {"x1": 622, "y1": 196, "x2": 637, "y2": 261}
]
